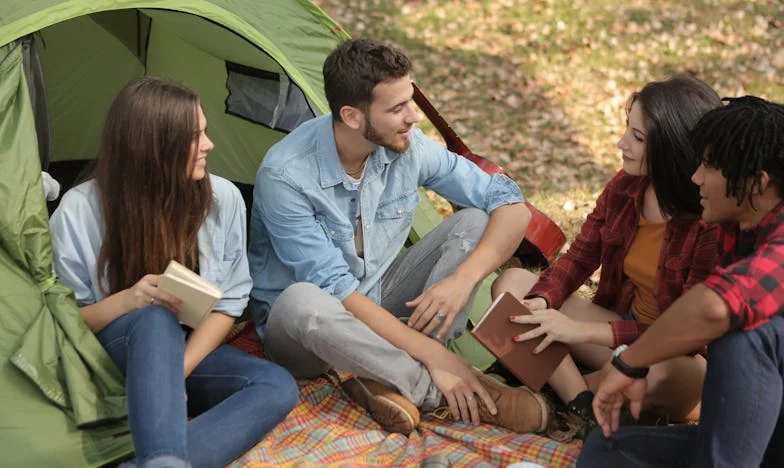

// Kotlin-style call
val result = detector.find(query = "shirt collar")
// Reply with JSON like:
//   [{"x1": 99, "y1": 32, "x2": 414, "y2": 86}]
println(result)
[
  {"x1": 315, "y1": 115, "x2": 402, "y2": 188},
  {"x1": 316, "y1": 116, "x2": 345, "y2": 188},
  {"x1": 749, "y1": 200, "x2": 784, "y2": 241}
]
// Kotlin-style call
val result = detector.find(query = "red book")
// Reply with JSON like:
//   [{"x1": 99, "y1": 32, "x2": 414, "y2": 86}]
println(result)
[{"x1": 471, "y1": 292, "x2": 569, "y2": 391}]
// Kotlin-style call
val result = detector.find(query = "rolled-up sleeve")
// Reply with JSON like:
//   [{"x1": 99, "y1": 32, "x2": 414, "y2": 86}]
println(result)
[
  {"x1": 257, "y1": 167, "x2": 359, "y2": 300},
  {"x1": 413, "y1": 130, "x2": 524, "y2": 212},
  {"x1": 49, "y1": 190, "x2": 99, "y2": 306},
  {"x1": 703, "y1": 238, "x2": 784, "y2": 331},
  {"x1": 213, "y1": 185, "x2": 252, "y2": 318}
]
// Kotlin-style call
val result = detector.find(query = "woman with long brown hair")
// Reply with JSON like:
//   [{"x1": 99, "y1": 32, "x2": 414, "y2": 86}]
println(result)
[
  {"x1": 493, "y1": 76, "x2": 722, "y2": 435},
  {"x1": 49, "y1": 76, "x2": 297, "y2": 467}
]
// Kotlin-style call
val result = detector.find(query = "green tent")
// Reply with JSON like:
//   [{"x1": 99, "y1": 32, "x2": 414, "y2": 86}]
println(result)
[{"x1": 0, "y1": 1, "x2": 555, "y2": 465}]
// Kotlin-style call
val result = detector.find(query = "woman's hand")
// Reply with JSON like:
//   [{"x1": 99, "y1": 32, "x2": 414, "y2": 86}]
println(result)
[
  {"x1": 510, "y1": 308, "x2": 588, "y2": 352},
  {"x1": 124, "y1": 274, "x2": 181, "y2": 314}
]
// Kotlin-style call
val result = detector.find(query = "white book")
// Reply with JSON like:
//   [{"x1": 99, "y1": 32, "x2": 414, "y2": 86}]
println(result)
[{"x1": 158, "y1": 260, "x2": 222, "y2": 329}]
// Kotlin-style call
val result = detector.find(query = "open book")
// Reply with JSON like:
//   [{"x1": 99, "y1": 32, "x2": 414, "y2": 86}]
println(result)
[
  {"x1": 158, "y1": 260, "x2": 223, "y2": 329},
  {"x1": 471, "y1": 292, "x2": 569, "y2": 391}
]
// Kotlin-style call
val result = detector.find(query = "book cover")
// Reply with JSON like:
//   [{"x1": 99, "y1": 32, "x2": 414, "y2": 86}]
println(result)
[
  {"x1": 471, "y1": 291, "x2": 569, "y2": 391},
  {"x1": 157, "y1": 260, "x2": 223, "y2": 329}
]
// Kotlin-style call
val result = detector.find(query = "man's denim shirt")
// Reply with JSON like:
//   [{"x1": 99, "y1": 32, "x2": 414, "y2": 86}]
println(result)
[{"x1": 248, "y1": 115, "x2": 524, "y2": 326}]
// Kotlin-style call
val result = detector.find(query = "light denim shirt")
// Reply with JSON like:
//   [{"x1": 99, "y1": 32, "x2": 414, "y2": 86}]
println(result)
[
  {"x1": 50, "y1": 175, "x2": 252, "y2": 318},
  {"x1": 248, "y1": 114, "x2": 524, "y2": 323}
]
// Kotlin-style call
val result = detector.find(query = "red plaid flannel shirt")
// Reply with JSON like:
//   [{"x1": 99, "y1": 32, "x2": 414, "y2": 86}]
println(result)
[
  {"x1": 704, "y1": 201, "x2": 784, "y2": 330},
  {"x1": 528, "y1": 171, "x2": 719, "y2": 346}
]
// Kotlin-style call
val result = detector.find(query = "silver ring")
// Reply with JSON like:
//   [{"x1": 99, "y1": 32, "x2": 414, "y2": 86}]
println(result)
[
  {"x1": 436, "y1": 313, "x2": 446, "y2": 320},
  {"x1": 149, "y1": 297, "x2": 155, "y2": 305},
  {"x1": 466, "y1": 394, "x2": 475, "y2": 401}
]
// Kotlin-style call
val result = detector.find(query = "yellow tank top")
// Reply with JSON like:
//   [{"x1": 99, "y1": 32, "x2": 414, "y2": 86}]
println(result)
[{"x1": 622, "y1": 214, "x2": 666, "y2": 324}]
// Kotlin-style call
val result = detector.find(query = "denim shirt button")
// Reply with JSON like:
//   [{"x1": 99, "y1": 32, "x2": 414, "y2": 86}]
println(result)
[
  {"x1": 330, "y1": 230, "x2": 335, "y2": 235},
  {"x1": 397, "y1": 209, "x2": 403, "y2": 215}
]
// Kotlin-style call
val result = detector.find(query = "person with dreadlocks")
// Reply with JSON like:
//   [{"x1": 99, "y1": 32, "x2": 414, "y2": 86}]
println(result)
[{"x1": 576, "y1": 95, "x2": 784, "y2": 467}]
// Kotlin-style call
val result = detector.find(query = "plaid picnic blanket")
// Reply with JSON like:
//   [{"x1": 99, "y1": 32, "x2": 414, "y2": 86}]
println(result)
[{"x1": 227, "y1": 323, "x2": 581, "y2": 467}]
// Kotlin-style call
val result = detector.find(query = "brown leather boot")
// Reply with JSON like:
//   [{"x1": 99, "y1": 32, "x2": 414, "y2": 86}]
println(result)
[
  {"x1": 340, "y1": 377, "x2": 420, "y2": 435},
  {"x1": 476, "y1": 374, "x2": 549, "y2": 433},
  {"x1": 431, "y1": 374, "x2": 548, "y2": 434}
]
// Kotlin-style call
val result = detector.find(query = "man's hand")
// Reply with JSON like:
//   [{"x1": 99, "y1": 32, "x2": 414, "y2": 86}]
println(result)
[
  {"x1": 511, "y1": 308, "x2": 590, "y2": 352},
  {"x1": 521, "y1": 296, "x2": 548, "y2": 311},
  {"x1": 406, "y1": 274, "x2": 474, "y2": 339},
  {"x1": 593, "y1": 365, "x2": 647, "y2": 437},
  {"x1": 422, "y1": 347, "x2": 497, "y2": 425}
]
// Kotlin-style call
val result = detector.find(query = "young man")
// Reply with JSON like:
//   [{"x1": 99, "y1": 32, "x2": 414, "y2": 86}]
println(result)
[
  {"x1": 577, "y1": 96, "x2": 784, "y2": 467},
  {"x1": 246, "y1": 38, "x2": 548, "y2": 435}
]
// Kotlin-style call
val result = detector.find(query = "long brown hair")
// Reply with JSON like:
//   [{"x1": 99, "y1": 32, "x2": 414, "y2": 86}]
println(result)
[{"x1": 95, "y1": 76, "x2": 213, "y2": 295}]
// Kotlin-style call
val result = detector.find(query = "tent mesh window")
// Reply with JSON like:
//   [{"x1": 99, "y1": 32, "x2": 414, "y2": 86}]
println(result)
[{"x1": 224, "y1": 61, "x2": 315, "y2": 132}]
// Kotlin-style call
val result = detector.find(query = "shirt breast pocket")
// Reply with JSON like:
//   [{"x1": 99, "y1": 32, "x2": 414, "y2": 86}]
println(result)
[
  {"x1": 376, "y1": 190, "x2": 420, "y2": 241},
  {"x1": 317, "y1": 214, "x2": 355, "y2": 243}
]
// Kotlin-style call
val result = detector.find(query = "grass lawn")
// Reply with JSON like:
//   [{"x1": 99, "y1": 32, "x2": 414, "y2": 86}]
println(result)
[{"x1": 314, "y1": 0, "x2": 784, "y2": 247}]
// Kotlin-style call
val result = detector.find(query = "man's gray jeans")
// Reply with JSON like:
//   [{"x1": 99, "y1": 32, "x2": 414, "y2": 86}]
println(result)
[{"x1": 264, "y1": 208, "x2": 489, "y2": 410}]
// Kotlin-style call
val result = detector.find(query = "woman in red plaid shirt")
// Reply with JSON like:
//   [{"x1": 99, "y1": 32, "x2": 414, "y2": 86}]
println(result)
[{"x1": 493, "y1": 76, "x2": 721, "y2": 433}]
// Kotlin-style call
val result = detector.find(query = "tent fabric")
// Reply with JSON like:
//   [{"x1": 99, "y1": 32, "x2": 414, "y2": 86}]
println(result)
[
  {"x1": 0, "y1": 41, "x2": 132, "y2": 466},
  {"x1": 226, "y1": 323, "x2": 582, "y2": 467},
  {"x1": 0, "y1": 0, "x2": 350, "y2": 185}
]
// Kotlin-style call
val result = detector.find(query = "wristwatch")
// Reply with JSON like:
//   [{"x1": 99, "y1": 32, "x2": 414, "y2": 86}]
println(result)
[{"x1": 611, "y1": 344, "x2": 649, "y2": 379}]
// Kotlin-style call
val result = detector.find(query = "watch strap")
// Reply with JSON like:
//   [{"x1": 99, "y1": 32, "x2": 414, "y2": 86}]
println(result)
[{"x1": 611, "y1": 349, "x2": 649, "y2": 379}]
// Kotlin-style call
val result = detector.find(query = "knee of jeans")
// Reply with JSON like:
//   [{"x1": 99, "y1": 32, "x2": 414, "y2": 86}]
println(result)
[
  {"x1": 127, "y1": 305, "x2": 182, "y2": 333},
  {"x1": 708, "y1": 328, "x2": 766, "y2": 363},
  {"x1": 269, "y1": 283, "x2": 325, "y2": 330},
  {"x1": 247, "y1": 362, "x2": 299, "y2": 417},
  {"x1": 452, "y1": 207, "x2": 489, "y2": 232},
  {"x1": 448, "y1": 208, "x2": 489, "y2": 251}
]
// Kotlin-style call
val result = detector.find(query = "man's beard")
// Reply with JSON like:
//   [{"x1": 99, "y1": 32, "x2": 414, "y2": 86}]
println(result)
[{"x1": 363, "y1": 115, "x2": 410, "y2": 153}]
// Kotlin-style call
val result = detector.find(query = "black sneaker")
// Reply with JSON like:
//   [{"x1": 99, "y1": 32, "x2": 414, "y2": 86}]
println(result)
[{"x1": 566, "y1": 390, "x2": 598, "y2": 439}]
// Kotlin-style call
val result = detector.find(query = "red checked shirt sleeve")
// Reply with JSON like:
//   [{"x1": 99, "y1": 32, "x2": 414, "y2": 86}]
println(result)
[
  {"x1": 609, "y1": 320, "x2": 651, "y2": 347},
  {"x1": 704, "y1": 237, "x2": 784, "y2": 331}
]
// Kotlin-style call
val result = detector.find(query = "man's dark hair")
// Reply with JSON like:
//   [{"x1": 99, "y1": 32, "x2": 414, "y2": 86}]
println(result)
[
  {"x1": 323, "y1": 38, "x2": 412, "y2": 122},
  {"x1": 693, "y1": 96, "x2": 784, "y2": 206},
  {"x1": 630, "y1": 75, "x2": 721, "y2": 218}
]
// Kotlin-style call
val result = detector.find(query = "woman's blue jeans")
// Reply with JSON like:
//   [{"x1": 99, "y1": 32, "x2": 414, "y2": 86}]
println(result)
[
  {"x1": 97, "y1": 305, "x2": 298, "y2": 468},
  {"x1": 577, "y1": 316, "x2": 784, "y2": 468}
]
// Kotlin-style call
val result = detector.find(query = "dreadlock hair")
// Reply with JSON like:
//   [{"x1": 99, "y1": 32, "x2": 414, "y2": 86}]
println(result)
[
  {"x1": 692, "y1": 96, "x2": 784, "y2": 208},
  {"x1": 323, "y1": 38, "x2": 412, "y2": 122},
  {"x1": 629, "y1": 75, "x2": 721, "y2": 218}
]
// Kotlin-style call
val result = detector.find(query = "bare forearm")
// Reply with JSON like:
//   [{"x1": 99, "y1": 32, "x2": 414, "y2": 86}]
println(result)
[
  {"x1": 183, "y1": 312, "x2": 235, "y2": 377},
  {"x1": 343, "y1": 291, "x2": 441, "y2": 364},
  {"x1": 584, "y1": 322, "x2": 615, "y2": 347},
  {"x1": 622, "y1": 285, "x2": 730, "y2": 368},
  {"x1": 454, "y1": 203, "x2": 530, "y2": 285},
  {"x1": 80, "y1": 290, "x2": 132, "y2": 332}
]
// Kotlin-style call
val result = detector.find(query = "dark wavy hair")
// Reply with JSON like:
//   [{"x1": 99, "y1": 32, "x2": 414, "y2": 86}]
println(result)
[
  {"x1": 629, "y1": 75, "x2": 721, "y2": 218},
  {"x1": 693, "y1": 95, "x2": 784, "y2": 207},
  {"x1": 94, "y1": 76, "x2": 212, "y2": 295},
  {"x1": 323, "y1": 38, "x2": 412, "y2": 121}
]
